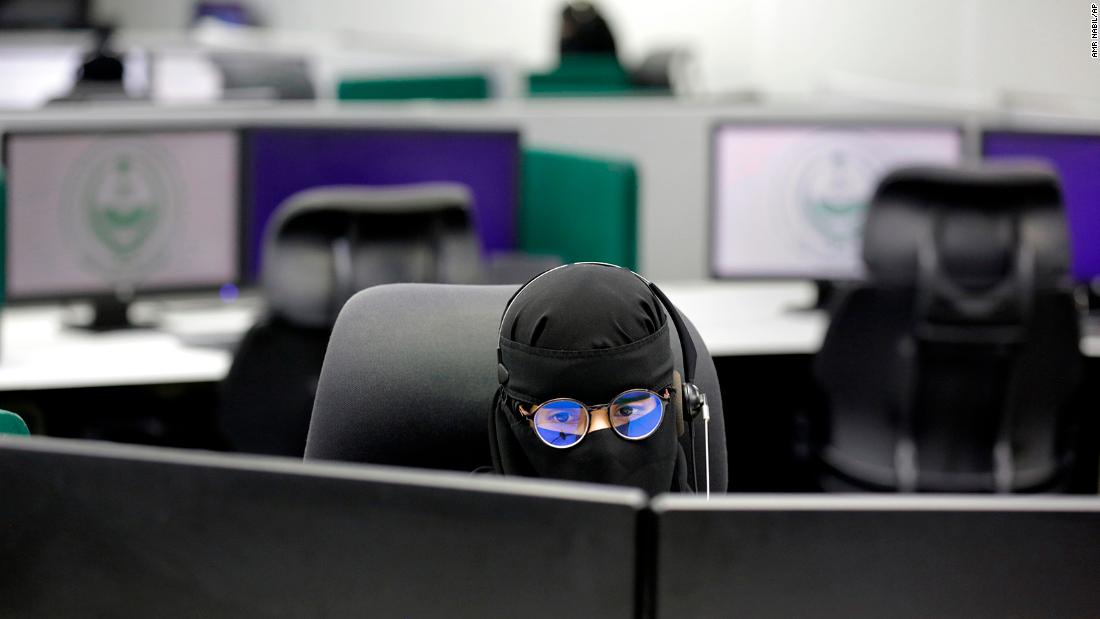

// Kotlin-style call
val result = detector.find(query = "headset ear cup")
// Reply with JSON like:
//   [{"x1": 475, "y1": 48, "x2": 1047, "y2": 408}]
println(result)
[
  {"x1": 681, "y1": 382, "x2": 702, "y2": 417},
  {"x1": 671, "y1": 370, "x2": 685, "y2": 437}
]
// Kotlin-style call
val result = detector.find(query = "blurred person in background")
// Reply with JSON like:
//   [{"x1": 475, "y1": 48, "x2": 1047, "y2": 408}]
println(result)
[{"x1": 559, "y1": 1, "x2": 619, "y2": 58}]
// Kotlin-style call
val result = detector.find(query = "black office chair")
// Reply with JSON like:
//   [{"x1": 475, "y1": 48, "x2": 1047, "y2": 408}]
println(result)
[
  {"x1": 220, "y1": 184, "x2": 481, "y2": 456},
  {"x1": 304, "y1": 282, "x2": 728, "y2": 492},
  {"x1": 628, "y1": 49, "x2": 691, "y2": 92},
  {"x1": 813, "y1": 164, "x2": 1083, "y2": 492}
]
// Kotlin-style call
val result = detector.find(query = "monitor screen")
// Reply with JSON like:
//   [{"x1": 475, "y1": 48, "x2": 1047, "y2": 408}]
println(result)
[
  {"x1": 244, "y1": 127, "x2": 520, "y2": 279},
  {"x1": 982, "y1": 130, "x2": 1100, "y2": 282},
  {"x1": 711, "y1": 123, "x2": 963, "y2": 280},
  {"x1": 0, "y1": 0, "x2": 89, "y2": 29},
  {"x1": 3, "y1": 129, "x2": 240, "y2": 300}
]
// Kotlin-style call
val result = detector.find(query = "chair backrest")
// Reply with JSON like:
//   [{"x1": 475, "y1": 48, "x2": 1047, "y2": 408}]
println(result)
[
  {"x1": 220, "y1": 318, "x2": 330, "y2": 456},
  {"x1": 211, "y1": 52, "x2": 315, "y2": 100},
  {"x1": 304, "y1": 283, "x2": 727, "y2": 492},
  {"x1": 627, "y1": 49, "x2": 688, "y2": 93},
  {"x1": 220, "y1": 184, "x2": 480, "y2": 456},
  {"x1": 0, "y1": 410, "x2": 29, "y2": 436},
  {"x1": 815, "y1": 164, "x2": 1083, "y2": 492},
  {"x1": 263, "y1": 183, "x2": 481, "y2": 329},
  {"x1": 521, "y1": 149, "x2": 637, "y2": 270}
]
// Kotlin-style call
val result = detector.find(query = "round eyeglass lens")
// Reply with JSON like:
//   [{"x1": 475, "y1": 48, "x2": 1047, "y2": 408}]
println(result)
[
  {"x1": 533, "y1": 400, "x2": 589, "y2": 447},
  {"x1": 609, "y1": 390, "x2": 664, "y2": 440}
]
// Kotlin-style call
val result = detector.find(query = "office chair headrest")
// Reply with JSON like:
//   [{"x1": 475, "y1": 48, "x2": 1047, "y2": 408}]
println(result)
[
  {"x1": 863, "y1": 164, "x2": 1071, "y2": 325},
  {"x1": 304, "y1": 283, "x2": 727, "y2": 491},
  {"x1": 210, "y1": 52, "x2": 316, "y2": 100},
  {"x1": 262, "y1": 183, "x2": 481, "y2": 329}
]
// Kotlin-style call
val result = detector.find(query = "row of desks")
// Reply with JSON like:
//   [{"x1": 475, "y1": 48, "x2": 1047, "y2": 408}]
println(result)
[{"x1": 0, "y1": 281, "x2": 1094, "y2": 392}]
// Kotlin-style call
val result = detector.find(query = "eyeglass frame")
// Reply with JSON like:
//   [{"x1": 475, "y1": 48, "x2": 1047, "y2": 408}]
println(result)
[{"x1": 516, "y1": 386, "x2": 673, "y2": 449}]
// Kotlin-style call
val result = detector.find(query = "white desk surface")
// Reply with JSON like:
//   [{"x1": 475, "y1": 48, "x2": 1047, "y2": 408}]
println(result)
[
  {"x1": 660, "y1": 281, "x2": 829, "y2": 357},
  {"x1": 0, "y1": 298, "x2": 261, "y2": 392},
  {"x1": 1082, "y1": 337, "x2": 1100, "y2": 358},
  {"x1": 664, "y1": 281, "x2": 1100, "y2": 360},
  {"x1": 0, "y1": 282, "x2": 1094, "y2": 392}
]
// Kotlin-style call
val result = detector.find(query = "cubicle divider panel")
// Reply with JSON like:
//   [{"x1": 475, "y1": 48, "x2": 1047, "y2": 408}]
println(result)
[
  {"x1": 650, "y1": 495, "x2": 1100, "y2": 619},
  {"x1": 521, "y1": 149, "x2": 637, "y2": 270},
  {"x1": 0, "y1": 437, "x2": 645, "y2": 619}
]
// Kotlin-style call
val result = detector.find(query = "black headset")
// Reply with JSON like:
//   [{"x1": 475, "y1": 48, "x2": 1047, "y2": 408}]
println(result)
[{"x1": 495, "y1": 262, "x2": 712, "y2": 495}]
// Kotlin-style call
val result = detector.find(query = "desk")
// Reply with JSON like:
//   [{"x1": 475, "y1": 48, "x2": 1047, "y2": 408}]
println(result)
[
  {"x1": 0, "y1": 298, "x2": 260, "y2": 392},
  {"x1": 661, "y1": 281, "x2": 828, "y2": 356},
  {"x1": 0, "y1": 283, "x2": 1096, "y2": 393},
  {"x1": 664, "y1": 281, "x2": 1100, "y2": 359}
]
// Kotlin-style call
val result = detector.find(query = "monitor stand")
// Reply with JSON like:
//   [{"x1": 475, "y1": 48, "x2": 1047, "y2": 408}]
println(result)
[{"x1": 65, "y1": 296, "x2": 153, "y2": 332}]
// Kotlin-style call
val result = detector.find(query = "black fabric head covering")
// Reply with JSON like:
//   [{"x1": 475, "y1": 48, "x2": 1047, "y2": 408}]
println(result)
[
  {"x1": 560, "y1": 2, "x2": 618, "y2": 57},
  {"x1": 489, "y1": 263, "x2": 690, "y2": 495}
]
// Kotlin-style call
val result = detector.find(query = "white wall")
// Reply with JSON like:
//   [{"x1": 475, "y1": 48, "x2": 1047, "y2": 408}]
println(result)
[
  {"x1": 748, "y1": 0, "x2": 1098, "y2": 102},
  {"x1": 92, "y1": 0, "x2": 1100, "y2": 102}
]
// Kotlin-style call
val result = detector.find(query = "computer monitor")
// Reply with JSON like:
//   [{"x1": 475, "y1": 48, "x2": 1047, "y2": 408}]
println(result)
[
  {"x1": 652, "y1": 495, "x2": 1100, "y2": 619},
  {"x1": 710, "y1": 122, "x2": 963, "y2": 281},
  {"x1": 0, "y1": 436, "x2": 644, "y2": 618},
  {"x1": 0, "y1": 0, "x2": 89, "y2": 29},
  {"x1": 244, "y1": 126, "x2": 520, "y2": 279},
  {"x1": 2, "y1": 128, "x2": 241, "y2": 329},
  {"x1": 981, "y1": 129, "x2": 1100, "y2": 283}
]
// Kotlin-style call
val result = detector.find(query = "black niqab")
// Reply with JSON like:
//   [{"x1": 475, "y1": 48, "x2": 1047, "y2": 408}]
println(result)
[{"x1": 489, "y1": 264, "x2": 690, "y2": 495}]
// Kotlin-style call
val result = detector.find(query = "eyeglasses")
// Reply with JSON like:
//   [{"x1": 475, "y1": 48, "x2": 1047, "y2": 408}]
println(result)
[{"x1": 518, "y1": 388, "x2": 670, "y2": 449}]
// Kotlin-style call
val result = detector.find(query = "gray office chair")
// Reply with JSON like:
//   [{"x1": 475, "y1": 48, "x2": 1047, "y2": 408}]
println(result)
[
  {"x1": 304, "y1": 283, "x2": 728, "y2": 492},
  {"x1": 261, "y1": 183, "x2": 481, "y2": 328},
  {"x1": 628, "y1": 48, "x2": 692, "y2": 92},
  {"x1": 814, "y1": 164, "x2": 1083, "y2": 492},
  {"x1": 220, "y1": 184, "x2": 481, "y2": 456},
  {"x1": 210, "y1": 52, "x2": 316, "y2": 100}
]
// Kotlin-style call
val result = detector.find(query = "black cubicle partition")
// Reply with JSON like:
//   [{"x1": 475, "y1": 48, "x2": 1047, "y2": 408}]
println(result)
[
  {"x1": 6, "y1": 438, "x2": 1100, "y2": 619},
  {"x1": 0, "y1": 437, "x2": 645, "y2": 619},
  {"x1": 651, "y1": 495, "x2": 1100, "y2": 619}
]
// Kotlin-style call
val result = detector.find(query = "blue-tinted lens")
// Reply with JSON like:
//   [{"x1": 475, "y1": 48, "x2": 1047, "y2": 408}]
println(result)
[
  {"x1": 609, "y1": 390, "x2": 663, "y2": 440},
  {"x1": 532, "y1": 400, "x2": 588, "y2": 448}
]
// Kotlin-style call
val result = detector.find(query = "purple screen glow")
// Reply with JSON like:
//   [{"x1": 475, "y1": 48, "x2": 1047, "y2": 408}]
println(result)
[
  {"x1": 245, "y1": 128, "x2": 520, "y2": 278},
  {"x1": 982, "y1": 131, "x2": 1100, "y2": 281}
]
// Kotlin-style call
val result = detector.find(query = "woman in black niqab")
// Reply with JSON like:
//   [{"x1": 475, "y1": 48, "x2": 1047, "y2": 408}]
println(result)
[{"x1": 489, "y1": 263, "x2": 692, "y2": 495}]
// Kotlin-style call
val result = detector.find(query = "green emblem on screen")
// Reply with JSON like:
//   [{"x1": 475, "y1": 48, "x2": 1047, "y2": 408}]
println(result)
[
  {"x1": 85, "y1": 155, "x2": 163, "y2": 259},
  {"x1": 62, "y1": 142, "x2": 180, "y2": 282},
  {"x1": 796, "y1": 150, "x2": 876, "y2": 249}
]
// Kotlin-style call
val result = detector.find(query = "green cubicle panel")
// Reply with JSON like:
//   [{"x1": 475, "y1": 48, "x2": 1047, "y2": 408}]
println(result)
[
  {"x1": 521, "y1": 149, "x2": 637, "y2": 270},
  {"x1": 0, "y1": 410, "x2": 29, "y2": 436},
  {"x1": 528, "y1": 54, "x2": 632, "y2": 95},
  {"x1": 528, "y1": 54, "x2": 636, "y2": 97},
  {"x1": 338, "y1": 74, "x2": 490, "y2": 101}
]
